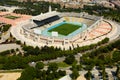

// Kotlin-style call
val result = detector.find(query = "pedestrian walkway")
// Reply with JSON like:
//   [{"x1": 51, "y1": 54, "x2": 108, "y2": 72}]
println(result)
[{"x1": 0, "y1": 43, "x2": 21, "y2": 52}]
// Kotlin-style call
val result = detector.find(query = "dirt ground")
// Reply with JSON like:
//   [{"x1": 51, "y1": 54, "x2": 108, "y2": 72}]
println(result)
[
  {"x1": 0, "y1": 72, "x2": 21, "y2": 80},
  {"x1": 0, "y1": 12, "x2": 32, "y2": 26},
  {"x1": 76, "y1": 75, "x2": 86, "y2": 80}
]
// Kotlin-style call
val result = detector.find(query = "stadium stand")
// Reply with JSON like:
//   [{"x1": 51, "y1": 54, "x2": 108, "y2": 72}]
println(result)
[{"x1": 21, "y1": 11, "x2": 113, "y2": 48}]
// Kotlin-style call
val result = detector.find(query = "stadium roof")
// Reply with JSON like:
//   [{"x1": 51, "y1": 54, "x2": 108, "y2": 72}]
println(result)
[{"x1": 32, "y1": 11, "x2": 60, "y2": 21}]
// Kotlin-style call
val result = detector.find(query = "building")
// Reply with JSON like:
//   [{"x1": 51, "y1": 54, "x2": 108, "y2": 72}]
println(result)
[
  {"x1": 98, "y1": 1, "x2": 115, "y2": 8},
  {"x1": 111, "y1": 0, "x2": 120, "y2": 8}
]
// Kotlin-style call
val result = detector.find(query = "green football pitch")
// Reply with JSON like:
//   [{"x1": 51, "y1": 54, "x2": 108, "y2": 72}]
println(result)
[{"x1": 48, "y1": 23, "x2": 81, "y2": 36}]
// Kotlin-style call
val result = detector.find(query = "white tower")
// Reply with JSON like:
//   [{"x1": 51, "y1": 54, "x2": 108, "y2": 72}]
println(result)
[{"x1": 49, "y1": 5, "x2": 52, "y2": 12}]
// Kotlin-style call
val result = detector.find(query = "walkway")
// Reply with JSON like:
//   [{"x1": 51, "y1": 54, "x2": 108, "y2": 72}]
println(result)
[{"x1": 0, "y1": 43, "x2": 21, "y2": 52}]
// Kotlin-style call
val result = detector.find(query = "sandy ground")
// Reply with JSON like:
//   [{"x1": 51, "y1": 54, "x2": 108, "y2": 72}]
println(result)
[
  {"x1": 0, "y1": 72, "x2": 21, "y2": 80},
  {"x1": 0, "y1": 12, "x2": 32, "y2": 26},
  {"x1": 76, "y1": 75, "x2": 86, "y2": 80}
]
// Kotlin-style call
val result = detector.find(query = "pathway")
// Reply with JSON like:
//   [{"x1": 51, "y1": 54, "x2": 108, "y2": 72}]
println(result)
[{"x1": 0, "y1": 43, "x2": 21, "y2": 52}]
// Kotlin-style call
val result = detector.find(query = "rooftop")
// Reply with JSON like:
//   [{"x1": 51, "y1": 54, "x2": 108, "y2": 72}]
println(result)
[{"x1": 32, "y1": 11, "x2": 60, "y2": 21}]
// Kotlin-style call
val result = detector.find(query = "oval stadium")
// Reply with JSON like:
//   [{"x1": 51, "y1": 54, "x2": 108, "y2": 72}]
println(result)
[{"x1": 11, "y1": 11, "x2": 118, "y2": 50}]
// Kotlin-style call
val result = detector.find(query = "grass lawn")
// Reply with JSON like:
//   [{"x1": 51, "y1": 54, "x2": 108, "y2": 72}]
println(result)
[
  {"x1": 48, "y1": 23, "x2": 81, "y2": 36},
  {"x1": 57, "y1": 62, "x2": 69, "y2": 68},
  {"x1": 5, "y1": 15, "x2": 20, "y2": 20},
  {"x1": 47, "y1": 62, "x2": 69, "y2": 68}
]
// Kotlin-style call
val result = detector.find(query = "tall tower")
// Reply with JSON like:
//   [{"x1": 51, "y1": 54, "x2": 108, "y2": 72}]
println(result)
[
  {"x1": 80, "y1": 0, "x2": 84, "y2": 8},
  {"x1": 49, "y1": 5, "x2": 52, "y2": 12}
]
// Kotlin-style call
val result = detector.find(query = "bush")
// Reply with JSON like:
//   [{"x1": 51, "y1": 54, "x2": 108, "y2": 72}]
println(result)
[
  {"x1": 0, "y1": 50, "x2": 10, "y2": 56},
  {"x1": 2, "y1": 24, "x2": 11, "y2": 32},
  {"x1": 16, "y1": 40, "x2": 21, "y2": 44},
  {"x1": 35, "y1": 62, "x2": 44, "y2": 70}
]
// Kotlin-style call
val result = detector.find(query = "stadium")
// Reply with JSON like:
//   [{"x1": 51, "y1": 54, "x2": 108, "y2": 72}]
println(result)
[{"x1": 19, "y1": 11, "x2": 117, "y2": 49}]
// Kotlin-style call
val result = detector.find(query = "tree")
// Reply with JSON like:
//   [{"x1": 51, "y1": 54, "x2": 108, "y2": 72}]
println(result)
[
  {"x1": 11, "y1": 49, "x2": 15, "y2": 53},
  {"x1": 35, "y1": 62, "x2": 44, "y2": 70},
  {"x1": 102, "y1": 65, "x2": 106, "y2": 80},
  {"x1": 64, "y1": 55, "x2": 75, "y2": 65},
  {"x1": 2, "y1": 24, "x2": 11, "y2": 32},
  {"x1": 3, "y1": 56, "x2": 27, "y2": 69},
  {"x1": 0, "y1": 50, "x2": 10, "y2": 56},
  {"x1": 116, "y1": 65, "x2": 120, "y2": 80},
  {"x1": 85, "y1": 70, "x2": 92, "y2": 80},
  {"x1": 46, "y1": 72, "x2": 55, "y2": 80},
  {"x1": 71, "y1": 69, "x2": 79, "y2": 80},
  {"x1": 18, "y1": 67, "x2": 36, "y2": 80},
  {"x1": 112, "y1": 51, "x2": 120, "y2": 62},
  {"x1": 101, "y1": 37, "x2": 109, "y2": 44},
  {"x1": 16, "y1": 40, "x2": 21, "y2": 45},
  {"x1": 84, "y1": 64, "x2": 94, "y2": 70},
  {"x1": 34, "y1": 46, "x2": 40, "y2": 55},
  {"x1": 58, "y1": 70, "x2": 66, "y2": 76},
  {"x1": 48, "y1": 63, "x2": 58, "y2": 72}
]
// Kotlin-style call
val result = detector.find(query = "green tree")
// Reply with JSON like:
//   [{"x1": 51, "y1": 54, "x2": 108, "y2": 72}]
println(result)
[
  {"x1": 35, "y1": 62, "x2": 44, "y2": 70},
  {"x1": 71, "y1": 69, "x2": 79, "y2": 80},
  {"x1": 64, "y1": 55, "x2": 75, "y2": 65},
  {"x1": 48, "y1": 63, "x2": 58, "y2": 72},
  {"x1": 2, "y1": 24, "x2": 11, "y2": 32},
  {"x1": 58, "y1": 70, "x2": 66, "y2": 76},
  {"x1": 18, "y1": 67, "x2": 36, "y2": 80},
  {"x1": 116, "y1": 65, "x2": 120, "y2": 80},
  {"x1": 16, "y1": 40, "x2": 21, "y2": 45},
  {"x1": 101, "y1": 37, "x2": 109, "y2": 44},
  {"x1": 102, "y1": 65, "x2": 106, "y2": 80},
  {"x1": 85, "y1": 70, "x2": 92, "y2": 80},
  {"x1": 3, "y1": 56, "x2": 27, "y2": 69},
  {"x1": 113, "y1": 51, "x2": 120, "y2": 62}
]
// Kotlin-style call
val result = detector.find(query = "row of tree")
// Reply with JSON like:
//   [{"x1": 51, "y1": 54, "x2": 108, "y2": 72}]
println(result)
[
  {"x1": 18, "y1": 62, "x2": 66, "y2": 80},
  {"x1": 80, "y1": 39, "x2": 120, "y2": 79},
  {"x1": 0, "y1": 0, "x2": 60, "y2": 16},
  {"x1": 0, "y1": 38, "x2": 109, "y2": 70},
  {"x1": 1, "y1": 0, "x2": 120, "y2": 22}
]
